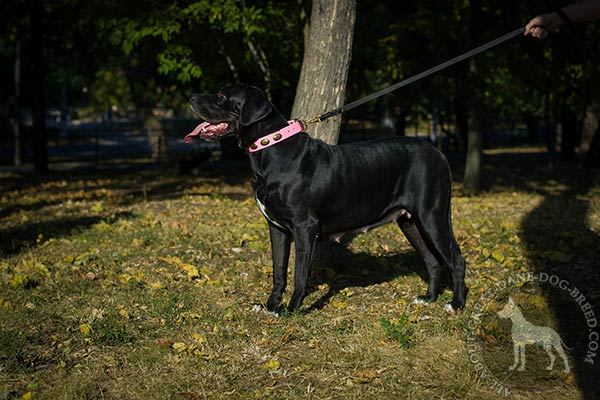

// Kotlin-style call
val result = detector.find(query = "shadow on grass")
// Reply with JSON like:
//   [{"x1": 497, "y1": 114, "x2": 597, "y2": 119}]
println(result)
[
  {"x1": 0, "y1": 212, "x2": 133, "y2": 256},
  {"x1": 0, "y1": 165, "x2": 250, "y2": 257},
  {"x1": 304, "y1": 239, "x2": 445, "y2": 313},
  {"x1": 483, "y1": 152, "x2": 600, "y2": 399}
]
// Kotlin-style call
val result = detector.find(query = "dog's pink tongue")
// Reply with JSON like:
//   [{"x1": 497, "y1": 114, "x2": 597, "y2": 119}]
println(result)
[{"x1": 184, "y1": 121, "x2": 211, "y2": 143}]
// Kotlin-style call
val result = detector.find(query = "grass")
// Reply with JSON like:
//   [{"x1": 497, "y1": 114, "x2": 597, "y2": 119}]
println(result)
[{"x1": 1, "y1": 150, "x2": 599, "y2": 399}]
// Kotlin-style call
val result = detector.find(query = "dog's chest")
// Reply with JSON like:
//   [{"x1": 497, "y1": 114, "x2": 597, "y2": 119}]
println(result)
[{"x1": 255, "y1": 196, "x2": 285, "y2": 230}]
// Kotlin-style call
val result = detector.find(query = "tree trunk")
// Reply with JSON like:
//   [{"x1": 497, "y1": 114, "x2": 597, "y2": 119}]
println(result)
[
  {"x1": 463, "y1": 115, "x2": 483, "y2": 192},
  {"x1": 585, "y1": 123, "x2": 600, "y2": 168},
  {"x1": 10, "y1": 41, "x2": 22, "y2": 166},
  {"x1": 454, "y1": 74, "x2": 470, "y2": 152},
  {"x1": 30, "y1": 0, "x2": 48, "y2": 173},
  {"x1": 291, "y1": 0, "x2": 356, "y2": 145},
  {"x1": 142, "y1": 108, "x2": 169, "y2": 163},
  {"x1": 463, "y1": 0, "x2": 483, "y2": 192}
]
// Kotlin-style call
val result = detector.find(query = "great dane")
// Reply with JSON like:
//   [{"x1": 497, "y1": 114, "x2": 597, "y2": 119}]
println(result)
[{"x1": 187, "y1": 83, "x2": 467, "y2": 313}]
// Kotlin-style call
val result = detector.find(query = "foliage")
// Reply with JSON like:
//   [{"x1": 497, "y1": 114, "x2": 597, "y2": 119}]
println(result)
[
  {"x1": 88, "y1": 68, "x2": 135, "y2": 115},
  {"x1": 380, "y1": 315, "x2": 413, "y2": 349}
]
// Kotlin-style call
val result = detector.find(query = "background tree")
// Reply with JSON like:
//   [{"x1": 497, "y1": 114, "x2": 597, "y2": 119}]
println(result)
[{"x1": 291, "y1": 0, "x2": 357, "y2": 145}]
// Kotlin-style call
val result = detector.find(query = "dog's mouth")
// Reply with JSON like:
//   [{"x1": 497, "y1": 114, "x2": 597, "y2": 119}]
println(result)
[{"x1": 184, "y1": 121, "x2": 232, "y2": 143}]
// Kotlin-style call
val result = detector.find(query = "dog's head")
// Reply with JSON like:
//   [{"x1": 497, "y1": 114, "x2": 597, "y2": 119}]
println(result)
[
  {"x1": 188, "y1": 84, "x2": 275, "y2": 142},
  {"x1": 497, "y1": 297, "x2": 517, "y2": 319}
]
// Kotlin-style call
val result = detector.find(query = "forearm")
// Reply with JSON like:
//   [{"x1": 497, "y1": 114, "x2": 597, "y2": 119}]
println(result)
[{"x1": 553, "y1": 0, "x2": 600, "y2": 26}]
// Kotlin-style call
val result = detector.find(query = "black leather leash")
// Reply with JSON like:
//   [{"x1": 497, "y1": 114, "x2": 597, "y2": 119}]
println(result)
[{"x1": 302, "y1": 27, "x2": 525, "y2": 127}]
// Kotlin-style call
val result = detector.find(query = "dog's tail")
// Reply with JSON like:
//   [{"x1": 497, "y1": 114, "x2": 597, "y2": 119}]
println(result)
[{"x1": 559, "y1": 335, "x2": 574, "y2": 351}]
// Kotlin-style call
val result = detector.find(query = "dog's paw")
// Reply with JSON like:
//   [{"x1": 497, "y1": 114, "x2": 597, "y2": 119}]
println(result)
[
  {"x1": 251, "y1": 304, "x2": 263, "y2": 313},
  {"x1": 251, "y1": 304, "x2": 280, "y2": 318},
  {"x1": 412, "y1": 295, "x2": 436, "y2": 305},
  {"x1": 443, "y1": 303, "x2": 456, "y2": 314}
]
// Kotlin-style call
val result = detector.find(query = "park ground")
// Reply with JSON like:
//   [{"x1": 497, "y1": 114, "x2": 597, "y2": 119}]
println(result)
[{"x1": 1, "y1": 147, "x2": 600, "y2": 399}]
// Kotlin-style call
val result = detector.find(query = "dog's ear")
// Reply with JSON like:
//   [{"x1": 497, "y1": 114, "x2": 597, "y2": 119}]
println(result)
[{"x1": 240, "y1": 87, "x2": 272, "y2": 126}]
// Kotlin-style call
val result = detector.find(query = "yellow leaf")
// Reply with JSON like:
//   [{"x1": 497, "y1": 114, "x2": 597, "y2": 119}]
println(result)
[
  {"x1": 79, "y1": 323, "x2": 92, "y2": 336},
  {"x1": 528, "y1": 295, "x2": 547, "y2": 309},
  {"x1": 32, "y1": 262, "x2": 49, "y2": 275},
  {"x1": 90, "y1": 202, "x2": 105, "y2": 213},
  {"x1": 223, "y1": 309, "x2": 235, "y2": 321},
  {"x1": 181, "y1": 263, "x2": 199, "y2": 280},
  {"x1": 193, "y1": 349, "x2": 206, "y2": 357},
  {"x1": 10, "y1": 273, "x2": 31, "y2": 288},
  {"x1": 491, "y1": 252, "x2": 505, "y2": 263},
  {"x1": 22, "y1": 392, "x2": 34, "y2": 400},
  {"x1": 482, "y1": 248, "x2": 491, "y2": 259},
  {"x1": 172, "y1": 342, "x2": 187, "y2": 352},
  {"x1": 331, "y1": 300, "x2": 348, "y2": 309},
  {"x1": 263, "y1": 359, "x2": 280, "y2": 371},
  {"x1": 192, "y1": 333, "x2": 206, "y2": 344}
]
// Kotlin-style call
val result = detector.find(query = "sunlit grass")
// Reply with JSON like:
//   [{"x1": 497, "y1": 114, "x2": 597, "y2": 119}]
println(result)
[{"x1": 1, "y1": 158, "x2": 597, "y2": 399}]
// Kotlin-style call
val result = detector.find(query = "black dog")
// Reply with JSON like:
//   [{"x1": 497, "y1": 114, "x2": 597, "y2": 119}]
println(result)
[{"x1": 189, "y1": 84, "x2": 466, "y2": 313}]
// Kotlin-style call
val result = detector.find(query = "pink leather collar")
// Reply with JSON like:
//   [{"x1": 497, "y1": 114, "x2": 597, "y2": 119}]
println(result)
[{"x1": 248, "y1": 120, "x2": 304, "y2": 153}]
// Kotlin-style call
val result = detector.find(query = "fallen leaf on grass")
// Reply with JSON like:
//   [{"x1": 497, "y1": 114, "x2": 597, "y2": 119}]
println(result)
[
  {"x1": 10, "y1": 273, "x2": 33, "y2": 288},
  {"x1": 157, "y1": 337, "x2": 173, "y2": 348},
  {"x1": 159, "y1": 256, "x2": 201, "y2": 280},
  {"x1": 352, "y1": 369, "x2": 378, "y2": 384},
  {"x1": 193, "y1": 333, "x2": 207, "y2": 344},
  {"x1": 90, "y1": 202, "x2": 105, "y2": 213},
  {"x1": 281, "y1": 326, "x2": 296, "y2": 344},
  {"x1": 79, "y1": 323, "x2": 92, "y2": 336},
  {"x1": 172, "y1": 342, "x2": 187, "y2": 352},
  {"x1": 491, "y1": 252, "x2": 505, "y2": 263},
  {"x1": 330, "y1": 300, "x2": 348, "y2": 309},
  {"x1": 263, "y1": 359, "x2": 281, "y2": 371}
]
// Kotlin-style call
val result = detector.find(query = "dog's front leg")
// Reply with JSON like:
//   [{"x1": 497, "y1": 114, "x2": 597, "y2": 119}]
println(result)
[
  {"x1": 266, "y1": 225, "x2": 291, "y2": 312},
  {"x1": 287, "y1": 222, "x2": 319, "y2": 312},
  {"x1": 509, "y1": 342, "x2": 520, "y2": 371}
]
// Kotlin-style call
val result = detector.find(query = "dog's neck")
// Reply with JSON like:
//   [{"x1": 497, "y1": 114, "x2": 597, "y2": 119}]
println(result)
[{"x1": 239, "y1": 108, "x2": 290, "y2": 150}]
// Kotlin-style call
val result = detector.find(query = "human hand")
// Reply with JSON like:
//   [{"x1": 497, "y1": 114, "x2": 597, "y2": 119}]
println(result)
[{"x1": 524, "y1": 13, "x2": 556, "y2": 39}]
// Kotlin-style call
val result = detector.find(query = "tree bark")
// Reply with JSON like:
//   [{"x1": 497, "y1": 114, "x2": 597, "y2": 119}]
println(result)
[
  {"x1": 463, "y1": 113, "x2": 483, "y2": 191},
  {"x1": 291, "y1": 0, "x2": 356, "y2": 145},
  {"x1": 585, "y1": 123, "x2": 600, "y2": 168},
  {"x1": 30, "y1": 0, "x2": 48, "y2": 173},
  {"x1": 463, "y1": 0, "x2": 483, "y2": 192},
  {"x1": 142, "y1": 108, "x2": 169, "y2": 163},
  {"x1": 10, "y1": 41, "x2": 22, "y2": 166}
]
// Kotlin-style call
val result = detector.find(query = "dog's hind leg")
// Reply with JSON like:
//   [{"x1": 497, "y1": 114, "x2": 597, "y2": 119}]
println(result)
[
  {"x1": 399, "y1": 220, "x2": 441, "y2": 304},
  {"x1": 413, "y1": 191, "x2": 466, "y2": 311},
  {"x1": 543, "y1": 341, "x2": 556, "y2": 370},
  {"x1": 554, "y1": 342, "x2": 571, "y2": 373},
  {"x1": 266, "y1": 225, "x2": 291, "y2": 312}
]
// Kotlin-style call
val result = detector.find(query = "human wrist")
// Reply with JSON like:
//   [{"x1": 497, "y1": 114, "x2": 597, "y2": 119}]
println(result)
[
  {"x1": 553, "y1": 8, "x2": 574, "y2": 28},
  {"x1": 547, "y1": 12, "x2": 563, "y2": 28}
]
